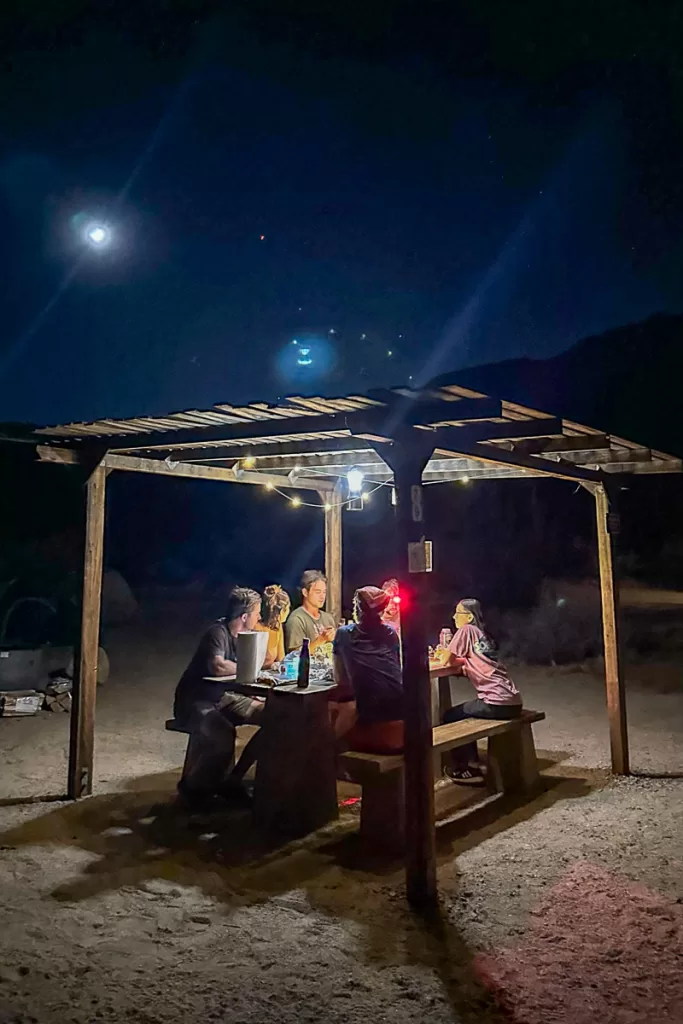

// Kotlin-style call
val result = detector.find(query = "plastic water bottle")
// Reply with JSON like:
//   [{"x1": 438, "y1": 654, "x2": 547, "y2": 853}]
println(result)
[{"x1": 439, "y1": 628, "x2": 453, "y2": 649}]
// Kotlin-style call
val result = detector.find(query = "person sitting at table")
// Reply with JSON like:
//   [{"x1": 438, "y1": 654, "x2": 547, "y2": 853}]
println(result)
[
  {"x1": 254, "y1": 584, "x2": 290, "y2": 668},
  {"x1": 284, "y1": 569, "x2": 336, "y2": 652},
  {"x1": 173, "y1": 586, "x2": 265, "y2": 807},
  {"x1": 442, "y1": 598, "x2": 522, "y2": 785},
  {"x1": 331, "y1": 585, "x2": 404, "y2": 754}
]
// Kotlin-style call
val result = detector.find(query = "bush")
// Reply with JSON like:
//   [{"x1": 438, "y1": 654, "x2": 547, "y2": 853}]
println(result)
[{"x1": 501, "y1": 581, "x2": 603, "y2": 665}]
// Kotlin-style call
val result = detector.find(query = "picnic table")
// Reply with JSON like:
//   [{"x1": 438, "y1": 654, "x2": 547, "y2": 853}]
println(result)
[
  {"x1": 205, "y1": 675, "x2": 339, "y2": 838},
  {"x1": 200, "y1": 661, "x2": 462, "y2": 841}
]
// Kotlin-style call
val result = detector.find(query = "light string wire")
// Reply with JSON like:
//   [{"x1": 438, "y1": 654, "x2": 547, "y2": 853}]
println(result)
[{"x1": 264, "y1": 478, "x2": 390, "y2": 510}]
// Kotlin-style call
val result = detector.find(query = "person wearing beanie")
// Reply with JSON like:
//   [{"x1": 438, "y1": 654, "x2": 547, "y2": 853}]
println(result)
[{"x1": 330, "y1": 585, "x2": 404, "y2": 754}]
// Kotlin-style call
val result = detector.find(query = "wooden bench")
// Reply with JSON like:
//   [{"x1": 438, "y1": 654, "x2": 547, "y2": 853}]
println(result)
[
  {"x1": 338, "y1": 709, "x2": 545, "y2": 853},
  {"x1": 164, "y1": 717, "x2": 254, "y2": 782}
]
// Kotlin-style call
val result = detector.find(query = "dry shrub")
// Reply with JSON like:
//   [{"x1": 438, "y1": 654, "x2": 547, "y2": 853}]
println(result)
[{"x1": 501, "y1": 580, "x2": 603, "y2": 665}]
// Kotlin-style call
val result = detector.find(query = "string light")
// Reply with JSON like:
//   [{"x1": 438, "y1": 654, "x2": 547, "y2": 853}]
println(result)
[
  {"x1": 262, "y1": 478, "x2": 389, "y2": 511},
  {"x1": 242, "y1": 456, "x2": 255, "y2": 469}
]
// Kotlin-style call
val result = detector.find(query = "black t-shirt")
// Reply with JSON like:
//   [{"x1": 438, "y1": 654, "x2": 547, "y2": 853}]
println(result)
[
  {"x1": 173, "y1": 620, "x2": 237, "y2": 721},
  {"x1": 333, "y1": 621, "x2": 403, "y2": 724}
]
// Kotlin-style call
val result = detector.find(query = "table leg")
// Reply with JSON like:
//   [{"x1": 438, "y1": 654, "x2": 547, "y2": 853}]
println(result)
[{"x1": 253, "y1": 689, "x2": 339, "y2": 838}]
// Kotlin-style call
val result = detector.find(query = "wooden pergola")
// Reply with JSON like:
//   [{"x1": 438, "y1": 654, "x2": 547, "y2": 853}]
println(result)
[{"x1": 29, "y1": 376, "x2": 680, "y2": 906}]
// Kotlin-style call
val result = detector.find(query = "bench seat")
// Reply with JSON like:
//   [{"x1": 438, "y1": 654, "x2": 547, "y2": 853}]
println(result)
[{"x1": 338, "y1": 709, "x2": 545, "y2": 853}]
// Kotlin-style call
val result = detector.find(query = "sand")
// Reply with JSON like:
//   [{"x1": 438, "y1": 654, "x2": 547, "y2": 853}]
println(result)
[{"x1": 0, "y1": 614, "x2": 681, "y2": 1023}]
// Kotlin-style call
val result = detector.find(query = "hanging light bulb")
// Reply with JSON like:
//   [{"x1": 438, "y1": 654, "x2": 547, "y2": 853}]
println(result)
[
  {"x1": 291, "y1": 496, "x2": 302, "y2": 508},
  {"x1": 346, "y1": 466, "x2": 364, "y2": 495}
]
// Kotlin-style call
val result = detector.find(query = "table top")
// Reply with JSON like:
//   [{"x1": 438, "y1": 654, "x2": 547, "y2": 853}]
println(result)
[{"x1": 203, "y1": 675, "x2": 335, "y2": 698}]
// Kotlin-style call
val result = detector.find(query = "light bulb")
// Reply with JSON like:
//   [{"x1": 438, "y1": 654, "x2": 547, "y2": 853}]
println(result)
[
  {"x1": 291, "y1": 496, "x2": 301, "y2": 508},
  {"x1": 242, "y1": 456, "x2": 255, "y2": 469},
  {"x1": 347, "y1": 466, "x2": 364, "y2": 495}
]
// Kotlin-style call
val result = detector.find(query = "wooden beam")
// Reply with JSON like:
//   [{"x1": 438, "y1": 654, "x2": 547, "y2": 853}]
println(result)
[
  {"x1": 322, "y1": 483, "x2": 343, "y2": 622},
  {"x1": 68, "y1": 464, "x2": 107, "y2": 799},
  {"x1": 105, "y1": 453, "x2": 336, "y2": 493},
  {"x1": 381, "y1": 437, "x2": 437, "y2": 909},
  {"x1": 508, "y1": 434, "x2": 610, "y2": 455},
  {"x1": 593, "y1": 482, "x2": 629, "y2": 775},
  {"x1": 173, "y1": 435, "x2": 377, "y2": 463},
  {"x1": 436, "y1": 437, "x2": 602, "y2": 484},
  {"x1": 549, "y1": 448, "x2": 652, "y2": 467},
  {"x1": 37, "y1": 446, "x2": 335, "y2": 493}
]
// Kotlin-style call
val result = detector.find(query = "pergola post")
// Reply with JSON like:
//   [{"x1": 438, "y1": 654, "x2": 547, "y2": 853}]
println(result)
[
  {"x1": 68, "y1": 463, "x2": 107, "y2": 799},
  {"x1": 322, "y1": 482, "x2": 343, "y2": 622},
  {"x1": 384, "y1": 437, "x2": 437, "y2": 909},
  {"x1": 593, "y1": 481, "x2": 629, "y2": 775}
]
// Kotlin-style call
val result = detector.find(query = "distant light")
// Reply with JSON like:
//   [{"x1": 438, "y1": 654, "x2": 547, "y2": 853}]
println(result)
[
  {"x1": 387, "y1": 350, "x2": 393, "y2": 357},
  {"x1": 260, "y1": 235, "x2": 265, "y2": 241},
  {"x1": 292, "y1": 339, "x2": 298, "y2": 345},
  {"x1": 84, "y1": 222, "x2": 111, "y2": 248},
  {"x1": 328, "y1": 328, "x2": 336, "y2": 335},
  {"x1": 291, "y1": 496, "x2": 302, "y2": 507},
  {"x1": 347, "y1": 467, "x2": 364, "y2": 495},
  {"x1": 360, "y1": 333, "x2": 367, "y2": 340}
]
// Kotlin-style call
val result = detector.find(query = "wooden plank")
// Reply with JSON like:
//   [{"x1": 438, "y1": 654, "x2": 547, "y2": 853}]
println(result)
[
  {"x1": 432, "y1": 710, "x2": 545, "y2": 753},
  {"x1": 509, "y1": 434, "x2": 610, "y2": 455},
  {"x1": 59, "y1": 396, "x2": 499, "y2": 453},
  {"x1": 36, "y1": 446, "x2": 335, "y2": 493},
  {"x1": 594, "y1": 483, "x2": 629, "y2": 775},
  {"x1": 436, "y1": 435, "x2": 602, "y2": 483},
  {"x1": 68, "y1": 464, "x2": 107, "y2": 799},
  {"x1": 253, "y1": 687, "x2": 338, "y2": 837},
  {"x1": 323, "y1": 482, "x2": 343, "y2": 622},
  {"x1": 338, "y1": 750, "x2": 405, "y2": 778}
]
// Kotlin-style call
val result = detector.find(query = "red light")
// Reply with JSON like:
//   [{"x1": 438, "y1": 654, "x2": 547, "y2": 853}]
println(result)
[{"x1": 392, "y1": 596, "x2": 401, "y2": 605}]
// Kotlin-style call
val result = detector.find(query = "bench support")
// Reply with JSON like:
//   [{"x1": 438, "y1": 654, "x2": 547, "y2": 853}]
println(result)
[
  {"x1": 487, "y1": 721, "x2": 540, "y2": 795},
  {"x1": 359, "y1": 768, "x2": 405, "y2": 854}
]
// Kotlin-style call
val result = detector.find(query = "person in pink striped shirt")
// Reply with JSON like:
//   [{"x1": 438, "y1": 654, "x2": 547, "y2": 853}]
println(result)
[{"x1": 443, "y1": 598, "x2": 522, "y2": 785}]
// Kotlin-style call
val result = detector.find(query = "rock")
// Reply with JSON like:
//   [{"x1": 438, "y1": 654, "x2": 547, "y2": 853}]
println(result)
[{"x1": 190, "y1": 914, "x2": 212, "y2": 925}]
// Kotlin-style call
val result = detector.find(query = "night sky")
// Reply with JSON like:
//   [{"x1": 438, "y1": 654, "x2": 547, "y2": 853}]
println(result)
[{"x1": 1, "y1": 1, "x2": 682, "y2": 427}]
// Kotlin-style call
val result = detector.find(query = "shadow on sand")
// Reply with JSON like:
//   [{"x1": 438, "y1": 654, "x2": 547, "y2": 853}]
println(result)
[{"x1": 0, "y1": 751, "x2": 602, "y2": 1024}]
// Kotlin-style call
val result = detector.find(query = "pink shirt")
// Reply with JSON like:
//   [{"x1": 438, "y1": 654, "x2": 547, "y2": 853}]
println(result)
[{"x1": 448, "y1": 624, "x2": 521, "y2": 706}]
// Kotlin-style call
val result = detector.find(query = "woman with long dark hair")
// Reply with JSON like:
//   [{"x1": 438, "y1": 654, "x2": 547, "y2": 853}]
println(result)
[{"x1": 443, "y1": 598, "x2": 522, "y2": 784}]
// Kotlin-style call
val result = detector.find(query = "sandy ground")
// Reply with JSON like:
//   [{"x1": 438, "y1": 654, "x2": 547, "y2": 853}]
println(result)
[{"x1": 0, "y1": 615, "x2": 682, "y2": 1023}]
